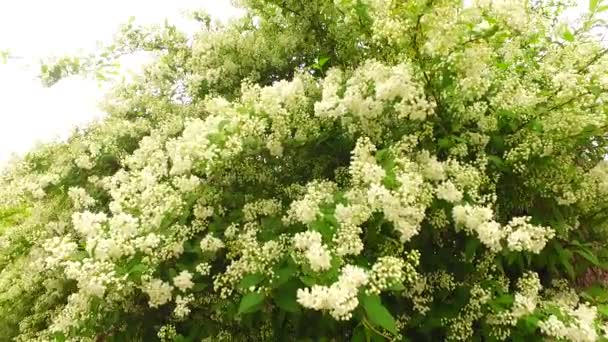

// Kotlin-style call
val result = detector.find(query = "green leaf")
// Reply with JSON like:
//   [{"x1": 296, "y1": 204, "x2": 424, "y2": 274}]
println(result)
[
  {"x1": 127, "y1": 263, "x2": 146, "y2": 281},
  {"x1": 529, "y1": 119, "x2": 543, "y2": 133},
  {"x1": 574, "y1": 248, "x2": 601, "y2": 267},
  {"x1": 310, "y1": 219, "x2": 334, "y2": 240},
  {"x1": 192, "y1": 283, "x2": 207, "y2": 292},
  {"x1": 238, "y1": 292, "x2": 265, "y2": 315},
  {"x1": 489, "y1": 294, "x2": 514, "y2": 311},
  {"x1": 555, "y1": 243, "x2": 575, "y2": 279},
  {"x1": 238, "y1": 273, "x2": 265, "y2": 291},
  {"x1": 273, "y1": 265, "x2": 296, "y2": 288},
  {"x1": 275, "y1": 292, "x2": 300, "y2": 313},
  {"x1": 318, "y1": 57, "x2": 330, "y2": 68},
  {"x1": 559, "y1": 24, "x2": 575, "y2": 42},
  {"x1": 382, "y1": 170, "x2": 399, "y2": 189},
  {"x1": 598, "y1": 5, "x2": 608, "y2": 12},
  {"x1": 300, "y1": 275, "x2": 316, "y2": 286},
  {"x1": 583, "y1": 285, "x2": 608, "y2": 302},
  {"x1": 590, "y1": 0, "x2": 600, "y2": 11},
  {"x1": 274, "y1": 280, "x2": 301, "y2": 313},
  {"x1": 361, "y1": 294, "x2": 398, "y2": 335},
  {"x1": 351, "y1": 324, "x2": 366, "y2": 342},
  {"x1": 438, "y1": 137, "x2": 453, "y2": 149},
  {"x1": 389, "y1": 282, "x2": 406, "y2": 291},
  {"x1": 464, "y1": 238, "x2": 481, "y2": 261},
  {"x1": 261, "y1": 216, "x2": 283, "y2": 231},
  {"x1": 520, "y1": 315, "x2": 540, "y2": 332}
]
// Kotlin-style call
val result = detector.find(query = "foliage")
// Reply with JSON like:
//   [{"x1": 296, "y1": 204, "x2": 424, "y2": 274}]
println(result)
[
  {"x1": 0, "y1": 50, "x2": 9, "y2": 64},
  {"x1": 2, "y1": 0, "x2": 608, "y2": 341}
]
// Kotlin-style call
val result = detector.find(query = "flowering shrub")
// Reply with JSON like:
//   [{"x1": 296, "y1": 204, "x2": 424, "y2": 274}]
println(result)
[{"x1": 3, "y1": 0, "x2": 608, "y2": 341}]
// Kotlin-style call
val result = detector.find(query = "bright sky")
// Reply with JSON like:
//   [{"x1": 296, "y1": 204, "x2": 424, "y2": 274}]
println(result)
[{"x1": 0, "y1": 0, "x2": 243, "y2": 167}]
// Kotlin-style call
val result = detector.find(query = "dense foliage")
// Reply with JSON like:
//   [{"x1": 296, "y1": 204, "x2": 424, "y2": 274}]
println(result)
[{"x1": 3, "y1": 0, "x2": 608, "y2": 340}]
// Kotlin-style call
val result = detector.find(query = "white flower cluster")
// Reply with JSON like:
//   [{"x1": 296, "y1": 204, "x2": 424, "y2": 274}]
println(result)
[
  {"x1": 200, "y1": 234, "x2": 225, "y2": 253},
  {"x1": 315, "y1": 61, "x2": 435, "y2": 139},
  {"x1": 72, "y1": 211, "x2": 108, "y2": 239},
  {"x1": 196, "y1": 262, "x2": 212, "y2": 276},
  {"x1": 174, "y1": 294, "x2": 194, "y2": 319},
  {"x1": 367, "y1": 256, "x2": 417, "y2": 295},
  {"x1": 173, "y1": 270, "x2": 194, "y2": 292},
  {"x1": 64, "y1": 258, "x2": 117, "y2": 298},
  {"x1": 285, "y1": 181, "x2": 337, "y2": 225},
  {"x1": 590, "y1": 161, "x2": 608, "y2": 194},
  {"x1": 296, "y1": 265, "x2": 368, "y2": 320},
  {"x1": 453, "y1": 204, "x2": 503, "y2": 251},
  {"x1": 365, "y1": 0, "x2": 410, "y2": 46},
  {"x1": 333, "y1": 202, "x2": 370, "y2": 256},
  {"x1": 43, "y1": 236, "x2": 78, "y2": 269},
  {"x1": 213, "y1": 227, "x2": 286, "y2": 298},
  {"x1": 242, "y1": 199, "x2": 283, "y2": 222},
  {"x1": 143, "y1": 278, "x2": 173, "y2": 308},
  {"x1": 350, "y1": 137, "x2": 386, "y2": 185},
  {"x1": 453, "y1": 205, "x2": 554, "y2": 253},
  {"x1": 166, "y1": 115, "x2": 243, "y2": 176},
  {"x1": 435, "y1": 180, "x2": 464, "y2": 203},
  {"x1": 539, "y1": 304, "x2": 598, "y2": 342},
  {"x1": 474, "y1": 0, "x2": 530, "y2": 31},
  {"x1": 350, "y1": 138, "x2": 432, "y2": 242},
  {"x1": 505, "y1": 217, "x2": 555, "y2": 254},
  {"x1": 67, "y1": 187, "x2": 96, "y2": 210},
  {"x1": 293, "y1": 231, "x2": 332, "y2": 272},
  {"x1": 511, "y1": 272, "x2": 541, "y2": 318}
]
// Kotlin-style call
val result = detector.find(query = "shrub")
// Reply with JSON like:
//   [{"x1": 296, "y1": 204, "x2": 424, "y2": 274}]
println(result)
[{"x1": 2, "y1": 0, "x2": 608, "y2": 341}]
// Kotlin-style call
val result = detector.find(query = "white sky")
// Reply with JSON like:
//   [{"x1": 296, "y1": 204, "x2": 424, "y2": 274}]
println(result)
[
  {"x1": 0, "y1": 1, "x2": 595, "y2": 168},
  {"x1": 0, "y1": 0, "x2": 243, "y2": 167}
]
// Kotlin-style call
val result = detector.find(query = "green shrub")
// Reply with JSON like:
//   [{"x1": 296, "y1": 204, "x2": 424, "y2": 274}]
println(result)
[{"x1": 2, "y1": 0, "x2": 608, "y2": 341}]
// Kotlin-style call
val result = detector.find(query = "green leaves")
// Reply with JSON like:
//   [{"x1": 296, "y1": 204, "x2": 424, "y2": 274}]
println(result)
[
  {"x1": 487, "y1": 155, "x2": 509, "y2": 173},
  {"x1": 310, "y1": 216, "x2": 337, "y2": 241},
  {"x1": 274, "y1": 279, "x2": 302, "y2": 313},
  {"x1": 238, "y1": 273, "x2": 265, "y2": 291},
  {"x1": 361, "y1": 294, "x2": 398, "y2": 335},
  {"x1": 0, "y1": 49, "x2": 8, "y2": 64},
  {"x1": 557, "y1": 24, "x2": 575, "y2": 42},
  {"x1": 238, "y1": 292, "x2": 265, "y2": 315},
  {"x1": 311, "y1": 56, "x2": 331, "y2": 75}
]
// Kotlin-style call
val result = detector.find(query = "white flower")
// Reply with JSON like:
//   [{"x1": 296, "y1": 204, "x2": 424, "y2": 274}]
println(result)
[
  {"x1": 339, "y1": 265, "x2": 369, "y2": 288},
  {"x1": 173, "y1": 271, "x2": 194, "y2": 292},
  {"x1": 72, "y1": 211, "x2": 108, "y2": 238},
  {"x1": 304, "y1": 245, "x2": 332, "y2": 272},
  {"x1": 505, "y1": 217, "x2": 554, "y2": 253},
  {"x1": 195, "y1": 262, "x2": 212, "y2": 276},
  {"x1": 512, "y1": 293, "x2": 537, "y2": 318},
  {"x1": 476, "y1": 221, "x2": 503, "y2": 252},
  {"x1": 436, "y1": 181, "x2": 463, "y2": 203},
  {"x1": 135, "y1": 233, "x2": 161, "y2": 254},
  {"x1": 109, "y1": 212, "x2": 139, "y2": 238},
  {"x1": 68, "y1": 187, "x2": 96, "y2": 210},
  {"x1": 200, "y1": 234, "x2": 225, "y2": 253},
  {"x1": 293, "y1": 231, "x2": 323, "y2": 250},
  {"x1": 174, "y1": 294, "x2": 194, "y2": 319},
  {"x1": 143, "y1": 279, "x2": 173, "y2": 308},
  {"x1": 294, "y1": 231, "x2": 332, "y2": 271},
  {"x1": 296, "y1": 265, "x2": 368, "y2": 320}
]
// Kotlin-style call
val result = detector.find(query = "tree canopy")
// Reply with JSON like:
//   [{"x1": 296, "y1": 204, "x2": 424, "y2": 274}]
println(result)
[{"x1": 2, "y1": 0, "x2": 608, "y2": 341}]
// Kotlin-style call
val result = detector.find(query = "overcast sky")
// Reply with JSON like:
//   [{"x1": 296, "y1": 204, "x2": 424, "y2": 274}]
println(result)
[{"x1": 0, "y1": 0, "x2": 243, "y2": 167}]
